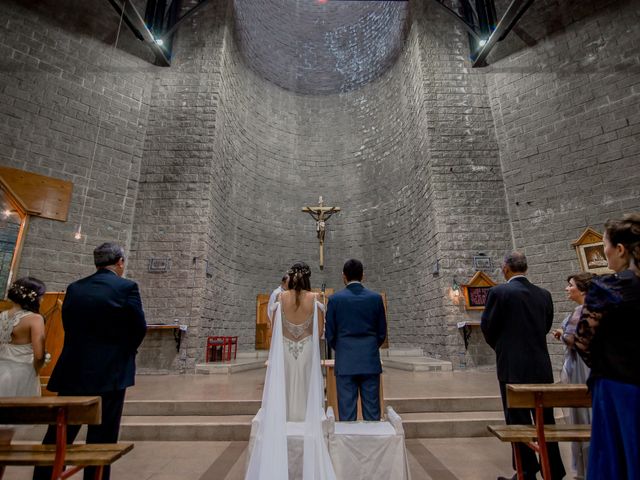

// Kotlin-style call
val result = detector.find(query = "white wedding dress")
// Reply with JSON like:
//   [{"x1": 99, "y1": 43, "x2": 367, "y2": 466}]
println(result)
[
  {"x1": 246, "y1": 300, "x2": 335, "y2": 480},
  {"x1": 0, "y1": 310, "x2": 41, "y2": 397}
]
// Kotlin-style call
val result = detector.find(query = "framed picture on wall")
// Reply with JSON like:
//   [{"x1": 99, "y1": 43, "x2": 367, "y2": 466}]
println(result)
[
  {"x1": 461, "y1": 271, "x2": 497, "y2": 310},
  {"x1": 572, "y1": 227, "x2": 613, "y2": 275}
]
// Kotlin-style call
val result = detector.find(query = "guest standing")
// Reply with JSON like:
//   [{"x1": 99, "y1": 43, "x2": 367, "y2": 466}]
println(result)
[
  {"x1": 575, "y1": 214, "x2": 640, "y2": 480},
  {"x1": 33, "y1": 242, "x2": 147, "y2": 480},
  {"x1": 325, "y1": 259, "x2": 387, "y2": 421},
  {"x1": 552, "y1": 272, "x2": 594, "y2": 479},
  {"x1": 481, "y1": 252, "x2": 565, "y2": 480},
  {"x1": 0, "y1": 277, "x2": 46, "y2": 397}
]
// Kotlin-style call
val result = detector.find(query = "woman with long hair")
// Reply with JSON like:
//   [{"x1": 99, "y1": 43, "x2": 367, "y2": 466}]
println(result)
[
  {"x1": 0, "y1": 276, "x2": 46, "y2": 397},
  {"x1": 246, "y1": 261, "x2": 335, "y2": 480},
  {"x1": 575, "y1": 213, "x2": 640, "y2": 479}
]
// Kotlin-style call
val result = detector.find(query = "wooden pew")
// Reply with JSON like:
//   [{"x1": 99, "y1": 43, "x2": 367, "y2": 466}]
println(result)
[
  {"x1": 0, "y1": 396, "x2": 133, "y2": 480},
  {"x1": 487, "y1": 384, "x2": 591, "y2": 480}
]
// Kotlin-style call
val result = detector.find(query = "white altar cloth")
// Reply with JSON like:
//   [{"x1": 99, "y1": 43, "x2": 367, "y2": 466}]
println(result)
[
  {"x1": 248, "y1": 406, "x2": 410, "y2": 479},
  {"x1": 327, "y1": 406, "x2": 411, "y2": 480}
]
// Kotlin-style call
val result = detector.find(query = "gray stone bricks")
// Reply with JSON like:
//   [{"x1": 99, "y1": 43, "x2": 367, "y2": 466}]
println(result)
[{"x1": 0, "y1": 0, "x2": 638, "y2": 372}]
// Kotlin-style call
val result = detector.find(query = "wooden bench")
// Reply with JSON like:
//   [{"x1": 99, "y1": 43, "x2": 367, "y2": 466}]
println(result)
[
  {"x1": 0, "y1": 396, "x2": 133, "y2": 480},
  {"x1": 487, "y1": 384, "x2": 591, "y2": 480}
]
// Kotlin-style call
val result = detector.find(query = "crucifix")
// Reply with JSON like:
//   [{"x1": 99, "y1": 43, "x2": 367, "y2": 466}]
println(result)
[{"x1": 302, "y1": 196, "x2": 340, "y2": 270}]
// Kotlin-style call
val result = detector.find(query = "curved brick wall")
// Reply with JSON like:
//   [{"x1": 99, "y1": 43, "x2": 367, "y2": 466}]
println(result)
[
  {"x1": 199, "y1": 0, "x2": 513, "y2": 366},
  {"x1": 233, "y1": 0, "x2": 409, "y2": 94}
]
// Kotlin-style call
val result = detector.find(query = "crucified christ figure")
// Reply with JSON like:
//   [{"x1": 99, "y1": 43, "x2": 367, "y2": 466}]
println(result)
[{"x1": 302, "y1": 196, "x2": 340, "y2": 270}]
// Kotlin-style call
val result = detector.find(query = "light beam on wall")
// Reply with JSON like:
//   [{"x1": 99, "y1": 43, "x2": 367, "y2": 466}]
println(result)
[{"x1": 75, "y1": 1, "x2": 127, "y2": 241}]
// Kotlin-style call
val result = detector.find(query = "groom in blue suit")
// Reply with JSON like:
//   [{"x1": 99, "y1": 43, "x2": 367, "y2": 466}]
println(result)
[{"x1": 326, "y1": 259, "x2": 387, "y2": 421}]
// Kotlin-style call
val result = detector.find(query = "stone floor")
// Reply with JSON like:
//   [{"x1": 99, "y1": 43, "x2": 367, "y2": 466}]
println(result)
[{"x1": 3, "y1": 368, "x2": 575, "y2": 480}]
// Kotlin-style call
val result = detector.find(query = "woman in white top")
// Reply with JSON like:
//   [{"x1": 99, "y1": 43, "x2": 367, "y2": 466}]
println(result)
[
  {"x1": 246, "y1": 262, "x2": 335, "y2": 480},
  {"x1": 0, "y1": 277, "x2": 46, "y2": 397}
]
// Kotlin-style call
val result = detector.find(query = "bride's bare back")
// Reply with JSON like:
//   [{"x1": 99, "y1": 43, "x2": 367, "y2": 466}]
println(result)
[{"x1": 279, "y1": 290, "x2": 324, "y2": 338}]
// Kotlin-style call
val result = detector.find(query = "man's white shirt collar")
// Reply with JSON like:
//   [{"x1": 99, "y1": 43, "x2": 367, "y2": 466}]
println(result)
[
  {"x1": 347, "y1": 281, "x2": 362, "y2": 285},
  {"x1": 508, "y1": 275, "x2": 526, "y2": 282}
]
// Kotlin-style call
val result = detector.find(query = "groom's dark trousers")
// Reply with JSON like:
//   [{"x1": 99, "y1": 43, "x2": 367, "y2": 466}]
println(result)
[
  {"x1": 326, "y1": 282, "x2": 387, "y2": 421},
  {"x1": 33, "y1": 268, "x2": 146, "y2": 480}
]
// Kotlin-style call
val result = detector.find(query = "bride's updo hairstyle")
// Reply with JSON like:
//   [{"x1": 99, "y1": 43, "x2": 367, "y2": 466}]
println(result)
[
  {"x1": 605, "y1": 213, "x2": 640, "y2": 269},
  {"x1": 7, "y1": 277, "x2": 46, "y2": 313},
  {"x1": 287, "y1": 261, "x2": 312, "y2": 306}
]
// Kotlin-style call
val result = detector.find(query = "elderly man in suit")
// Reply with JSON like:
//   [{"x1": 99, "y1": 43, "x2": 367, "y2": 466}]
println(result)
[
  {"x1": 326, "y1": 259, "x2": 387, "y2": 421},
  {"x1": 481, "y1": 252, "x2": 565, "y2": 480},
  {"x1": 34, "y1": 242, "x2": 147, "y2": 480}
]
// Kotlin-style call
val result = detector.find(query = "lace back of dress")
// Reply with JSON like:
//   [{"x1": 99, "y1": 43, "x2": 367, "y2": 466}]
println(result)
[
  {"x1": 281, "y1": 309, "x2": 314, "y2": 342},
  {"x1": 0, "y1": 310, "x2": 28, "y2": 344}
]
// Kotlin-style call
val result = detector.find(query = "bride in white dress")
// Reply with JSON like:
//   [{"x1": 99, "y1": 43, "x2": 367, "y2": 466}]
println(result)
[
  {"x1": 0, "y1": 277, "x2": 47, "y2": 397},
  {"x1": 246, "y1": 262, "x2": 336, "y2": 480}
]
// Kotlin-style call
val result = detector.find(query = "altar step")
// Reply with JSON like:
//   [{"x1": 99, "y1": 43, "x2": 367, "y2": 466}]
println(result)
[
  {"x1": 193, "y1": 348, "x2": 453, "y2": 374},
  {"x1": 194, "y1": 351, "x2": 268, "y2": 375},
  {"x1": 14, "y1": 396, "x2": 505, "y2": 442}
]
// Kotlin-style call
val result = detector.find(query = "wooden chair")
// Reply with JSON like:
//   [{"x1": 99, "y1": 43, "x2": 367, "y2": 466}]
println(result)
[
  {"x1": 205, "y1": 336, "x2": 226, "y2": 362},
  {"x1": 487, "y1": 384, "x2": 591, "y2": 480},
  {"x1": 0, "y1": 396, "x2": 133, "y2": 480}
]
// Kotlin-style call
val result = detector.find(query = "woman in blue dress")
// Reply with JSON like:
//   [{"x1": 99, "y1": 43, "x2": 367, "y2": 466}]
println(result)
[{"x1": 576, "y1": 213, "x2": 640, "y2": 480}]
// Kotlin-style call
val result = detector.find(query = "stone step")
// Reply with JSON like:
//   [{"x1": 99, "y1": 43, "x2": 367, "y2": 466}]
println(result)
[
  {"x1": 383, "y1": 356, "x2": 453, "y2": 372},
  {"x1": 122, "y1": 396, "x2": 502, "y2": 416},
  {"x1": 194, "y1": 358, "x2": 266, "y2": 375},
  {"x1": 386, "y1": 396, "x2": 502, "y2": 413},
  {"x1": 401, "y1": 411, "x2": 505, "y2": 438},
  {"x1": 13, "y1": 412, "x2": 505, "y2": 442},
  {"x1": 124, "y1": 400, "x2": 262, "y2": 416},
  {"x1": 380, "y1": 348, "x2": 424, "y2": 357}
]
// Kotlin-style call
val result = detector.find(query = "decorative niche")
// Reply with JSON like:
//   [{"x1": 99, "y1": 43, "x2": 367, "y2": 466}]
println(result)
[
  {"x1": 571, "y1": 227, "x2": 613, "y2": 275},
  {"x1": 461, "y1": 271, "x2": 496, "y2": 311}
]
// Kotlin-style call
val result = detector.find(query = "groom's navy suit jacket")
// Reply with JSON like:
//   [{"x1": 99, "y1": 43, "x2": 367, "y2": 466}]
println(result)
[{"x1": 325, "y1": 283, "x2": 387, "y2": 376}]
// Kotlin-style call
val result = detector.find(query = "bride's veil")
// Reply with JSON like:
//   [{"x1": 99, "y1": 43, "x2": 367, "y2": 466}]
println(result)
[
  {"x1": 245, "y1": 299, "x2": 336, "y2": 480},
  {"x1": 303, "y1": 300, "x2": 336, "y2": 480}
]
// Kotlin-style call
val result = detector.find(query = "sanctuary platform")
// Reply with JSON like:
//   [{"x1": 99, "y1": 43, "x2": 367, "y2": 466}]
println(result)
[{"x1": 6, "y1": 368, "x2": 572, "y2": 480}]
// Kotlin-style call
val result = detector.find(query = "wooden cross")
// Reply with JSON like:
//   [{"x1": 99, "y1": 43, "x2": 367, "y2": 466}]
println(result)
[{"x1": 302, "y1": 196, "x2": 340, "y2": 270}]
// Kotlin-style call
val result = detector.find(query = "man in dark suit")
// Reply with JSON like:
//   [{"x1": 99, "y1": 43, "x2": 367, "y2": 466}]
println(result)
[
  {"x1": 34, "y1": 242, "x2": 147, "y2": 480},
  {"x1": 481, "y1": 252, "x2": 565, "y2": 480},
  {"x1": 325, "y1": 259, "x2": 387, "y2": 421}
]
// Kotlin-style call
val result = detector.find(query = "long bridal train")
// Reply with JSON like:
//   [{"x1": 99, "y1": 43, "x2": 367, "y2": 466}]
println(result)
[
  {"x1": 249, "y1": 404, "x2": 411, "y2": 480},
  {"x1": 245, "y1": 301, "x2": 336, "y2": 480},
  {"x1": 245, "y1": 300, "x2": 411, "y2": 480}
]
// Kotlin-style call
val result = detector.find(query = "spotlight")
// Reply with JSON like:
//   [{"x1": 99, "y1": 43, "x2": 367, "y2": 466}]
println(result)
[
  {"x1": 74, "y1": 226, "x2": 82, "y2": 240},
  {"x1": 478, "y1": 39, "x2": 487, "y2": 47},
  {"x1": 155, "y1": 38, "x2": 164, "y2": 46},
  {"x1": 2, "y1": 209, "x2": 11, "y2": 218}
]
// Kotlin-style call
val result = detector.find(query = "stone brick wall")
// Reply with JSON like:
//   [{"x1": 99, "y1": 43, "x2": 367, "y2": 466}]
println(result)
[
  {"x1": 486, "y1": 0, "x2": 640, "y2": 362},
  {"x1": 0, "y1": 0, "x2": 153, "y2": 290},
  {"x1": 410, "y1": 0, "x2": 513, "y2": 365},
  {"x1": 1, "y1": 0, "x2": 638, "y2": 372},
  {"x1": 128, "y1": 0, "x2": 230, "y2": 370}
]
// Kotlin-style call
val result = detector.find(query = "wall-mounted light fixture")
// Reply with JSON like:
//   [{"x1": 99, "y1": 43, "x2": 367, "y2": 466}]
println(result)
[{"x1": 449, "y1": 277, "x2": 462, "y2": 304}]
